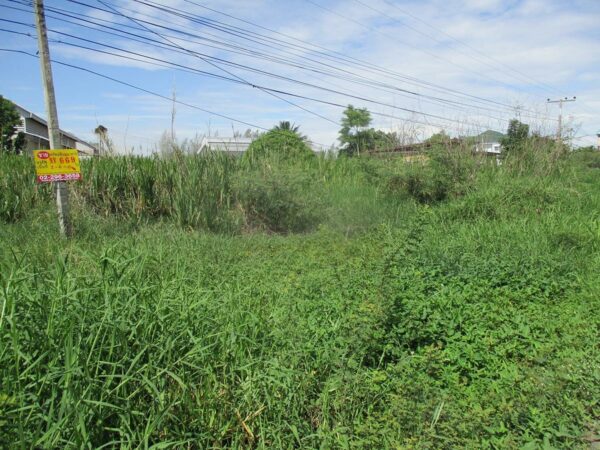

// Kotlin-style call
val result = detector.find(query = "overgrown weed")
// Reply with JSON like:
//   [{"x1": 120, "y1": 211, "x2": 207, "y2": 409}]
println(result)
[{"x1": 0, "y1": 142, "x2": 599, "y2": 448}]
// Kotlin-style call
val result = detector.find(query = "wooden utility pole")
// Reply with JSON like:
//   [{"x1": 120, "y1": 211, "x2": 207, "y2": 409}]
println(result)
[
  {"x1": 547, "y1": 96, "x2": 576, "y2": 144},
  {"x1": 34, "y1": 0, "x2": 71, "y2": 236}
]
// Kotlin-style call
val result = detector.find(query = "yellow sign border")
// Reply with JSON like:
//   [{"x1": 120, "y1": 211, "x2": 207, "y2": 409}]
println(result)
[{"x1": 33, "y1": 149, "x2": 82, "y2": 183}]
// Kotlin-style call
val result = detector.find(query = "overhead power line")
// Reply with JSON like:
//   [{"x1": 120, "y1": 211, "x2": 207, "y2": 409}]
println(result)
[
  {"x1": 175, "y1": 0, "x2": 548, "y2": 114},
  {"x1": 98, "y1": 0, "x2": 341, "y2": 127},
  {"x1": 114, "y1": 2, "x2": 516, "y2": 132},
  {"x1": 10, "y1": 0, "x2": 544, "y2": 120},
  {"x1": 0, "y1": 47, "x2": 334, "y2": 149},
  {"x1": 4, "y1": 0, "x2": 544, "y2": 122},
  {"x1": 0, "y1": 46, "x2": 489, "y2": 135},
  {"x1": 0, "y1": 19, "x2": 508, "y2": 130},
  {"x1": 46, "y1": 0, "x2": 554, "y2": 121},
  {"x1": 368, "y1": 0, "x2": 599, "y2": 119},
  {"x1": 351, "y1": 0, "x2": 558, "y2": 93},
  {"x1": 130, "y1": 0, "x2": 532, "y2": 111},
  {"x1": 57, "y1": 0, "x2": 544, "y2": 116},
  {"x1": 2, "y1": 0, "x2": 560, "y2": 127},
  {"x1": 1, "y1": 0, "x2": 564, "y2": 135},
  {"x1": 302, "y1": 0, "x2": 540, "y2": 96},
  {"x1": 0, "y1": 48, "x2": 269, "y2": 129}
]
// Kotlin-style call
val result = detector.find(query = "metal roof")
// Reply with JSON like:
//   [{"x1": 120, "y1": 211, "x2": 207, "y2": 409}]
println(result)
[
  {"x1": 11, "y1": 101, "x2": 99, "y2": 153},
  {"x1": 197, "y1": 136, "x2": 253, "y2": 153}
]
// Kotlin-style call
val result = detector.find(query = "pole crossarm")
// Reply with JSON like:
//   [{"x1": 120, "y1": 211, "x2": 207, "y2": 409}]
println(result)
[{"x1": 547, "y1": 96, "x2": 576, "y2": 142}]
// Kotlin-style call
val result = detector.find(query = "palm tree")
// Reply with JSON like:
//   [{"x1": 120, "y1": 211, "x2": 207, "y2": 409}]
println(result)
[
  {"x1": 272, "y1": 121, "x2": 307, "y2": 141},
  {"x1": 273, "y1": 121, "x2": 298, "y2": 132}
]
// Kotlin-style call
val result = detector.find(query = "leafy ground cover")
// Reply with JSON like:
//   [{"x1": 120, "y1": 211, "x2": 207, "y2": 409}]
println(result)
[{"x1": 0, "y1": 148, "x2": 599, "y2": 448}]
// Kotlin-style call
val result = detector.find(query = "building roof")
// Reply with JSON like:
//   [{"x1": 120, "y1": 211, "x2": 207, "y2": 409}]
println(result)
[
  {"x1": 198, "y1": 136, "x2": 253, "y2": 153},
  {"x1": 11, "y1": 101, "x2": 99, "y2": 154}
]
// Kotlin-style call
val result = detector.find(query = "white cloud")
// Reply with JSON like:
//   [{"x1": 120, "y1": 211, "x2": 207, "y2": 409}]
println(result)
[{"x1": 2, "y1": 0, "x2": 597, "y2": 151}]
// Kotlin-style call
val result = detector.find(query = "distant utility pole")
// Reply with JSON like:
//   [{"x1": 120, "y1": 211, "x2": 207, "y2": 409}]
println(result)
[
  {"x1": 547, "y1": 96, "x2": 576, "y2": 143},
  {"x1": 34, "y1": 0, "x2": 71, "y2": 236}
]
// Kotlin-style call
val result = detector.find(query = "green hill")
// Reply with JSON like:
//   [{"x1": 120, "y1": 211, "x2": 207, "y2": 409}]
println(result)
[
  {"x1": 476, "y1": 129, "x2": 505, "y2": 142},
  {"x1": 462, "y1": 130, "x2": 506, "y2": 144}
]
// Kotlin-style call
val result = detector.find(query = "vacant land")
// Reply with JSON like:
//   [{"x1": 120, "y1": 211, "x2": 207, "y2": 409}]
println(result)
[{"x1": 1, "y1": 147, "x2": 599, "y2": 448}]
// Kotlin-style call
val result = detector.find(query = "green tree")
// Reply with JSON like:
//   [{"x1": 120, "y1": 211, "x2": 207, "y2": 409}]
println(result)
[
  {"x1": 339, "y1": 105, "x2": 372, "y2": 156},
  {"x1": 501, "y1": 119, "x2": 529, "y2": 155},
  {"x1": 243, "y1": 128, "x2": 314, "y2": 163},
  {"x1": 273, "y1": 121, "x2": 299, "y2": 133},
  {"x1": 0, "y1": 96, "x2": 25, "y2": 154},
  {"x1": 272, "y1": 121, "x2": 306, "y2": 141},
  {"x1": 425, "y1": 130, "x2": 451, "y2": 147}
]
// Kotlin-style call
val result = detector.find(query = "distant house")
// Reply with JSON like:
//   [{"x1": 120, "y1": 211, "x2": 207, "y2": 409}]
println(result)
[
  {"x1": 474, "y1": 141, "x2": 502, "y2": 155},
  {"x1": 196, "y1": 136, "x2": 253, "y2": 156},
  {"x1": 473, "y1": 130, "x2": 504, "y2": 164},
  {"x1": 12, "y1": 102, "x2": 99, "y2": 157}
]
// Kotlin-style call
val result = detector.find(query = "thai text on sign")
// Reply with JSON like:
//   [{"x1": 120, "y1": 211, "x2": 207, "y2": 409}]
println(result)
[{"x1": 33, "y1": 149, "x2": 82, "y2": 183}]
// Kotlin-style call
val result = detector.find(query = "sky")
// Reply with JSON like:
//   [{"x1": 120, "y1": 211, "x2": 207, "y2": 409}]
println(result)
[{"x1": 0, "y1": 0, "x2": 598, "y2": 153}]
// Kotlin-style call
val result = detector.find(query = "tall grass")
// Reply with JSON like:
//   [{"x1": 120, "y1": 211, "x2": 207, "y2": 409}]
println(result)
[
  {"x1": 1, "y1": 151, "x2": 411, "y2": 234},
  {"x1": 78, "y1": 153, "x2": 238, "y2": 231},
  {"x1": 0, "y1": 154, "x2": 52, "y2": 222},
  {"x1": 1, "y1": 145, "x2": 599, "y2": 447}
]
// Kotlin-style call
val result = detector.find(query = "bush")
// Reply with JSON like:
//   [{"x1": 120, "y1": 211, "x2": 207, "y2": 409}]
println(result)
[
  {"x1": 403, "y1": 167, "x2": 452, "y2": 203},
  {"x1": 234, "y1": 171, "x2": 322, "y2": 233},
  {"x1": 242, "y1": 129, "x2": 314, "y2": 164},
  {"x1": 387, "y1": 162, "x2": 462, "y2": 204}
]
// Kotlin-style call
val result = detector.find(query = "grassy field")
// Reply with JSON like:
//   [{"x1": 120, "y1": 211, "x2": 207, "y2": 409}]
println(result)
[{"x1": 1, "y1": 146, "x2": 599, "y2": 448}]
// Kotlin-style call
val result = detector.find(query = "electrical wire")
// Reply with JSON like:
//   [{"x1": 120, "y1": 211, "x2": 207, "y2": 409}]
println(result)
[
  {"x1": 351, "y1": 0, "x2": 557, "y2": 92},
  {"x1": 20, "y1": 1, "x2": 533, "y2": 122},
  {"x1": 176, "y1": 0, "x2": 550, "y2": 114},
  {"x1": 0, "y1": 45, "x2": 485, "y2": 135},
  {"x1": 0, "y1": 48, "x2": 270, "y2": 130},
  {"x1": 302, "y1": 0, "x2": 542, "y2": 96},
  {"x1": 2, "y1": 0, "x2": 570, "y2": 135},
  {"x1": 99, "y1": 0, "x2": 342, "y2": 127},
  {"x1": 0, "y1": 18, "x2": 508, "y2": 130},
  {"x1": 52, "y1": 0, "x2": 546, "y2": 115}
]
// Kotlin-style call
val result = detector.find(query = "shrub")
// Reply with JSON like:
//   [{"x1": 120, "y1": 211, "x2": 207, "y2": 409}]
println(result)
[
  {"x1": 387, "y1": 161, "x2": 466, "y2": 205},
  {"x1": 234, "y1": 171, "x2": 322, "y2": 233},
  {"x1": 242, "y1": 129, "x2": 314, "y2": 164},
  {"x1": 403, "y1": 166, "x2": 452, "y2": 203}
]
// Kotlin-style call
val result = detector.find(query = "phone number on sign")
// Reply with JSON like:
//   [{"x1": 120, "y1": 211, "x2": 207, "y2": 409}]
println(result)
[{"x1": 37, "y1": 173, "x2": 82, "y2": 183}]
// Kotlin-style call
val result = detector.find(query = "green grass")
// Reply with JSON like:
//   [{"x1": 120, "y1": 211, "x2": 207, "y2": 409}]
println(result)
[{"x1": 0, "y1": 148, "x2": 599, "y2": 448}]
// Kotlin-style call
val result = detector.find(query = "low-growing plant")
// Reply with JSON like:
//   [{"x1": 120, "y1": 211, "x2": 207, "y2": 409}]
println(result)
[{"x1": 234, "y1": 170, "x2": 323, "y2": 233}]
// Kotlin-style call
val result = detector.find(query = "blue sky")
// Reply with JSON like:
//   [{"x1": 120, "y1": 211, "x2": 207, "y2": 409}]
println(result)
[{"x1": 1, "y1": 0, "x2": 599, "y2": 152}]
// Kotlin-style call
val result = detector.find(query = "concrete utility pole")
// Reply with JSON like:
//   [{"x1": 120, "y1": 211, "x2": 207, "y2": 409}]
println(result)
[
  {"x1": 34, "y1": 0, "x2": 71, "y2": 236},
  {"x1": 547, "y1": 96, "x2": 576, "y2": 144}
]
